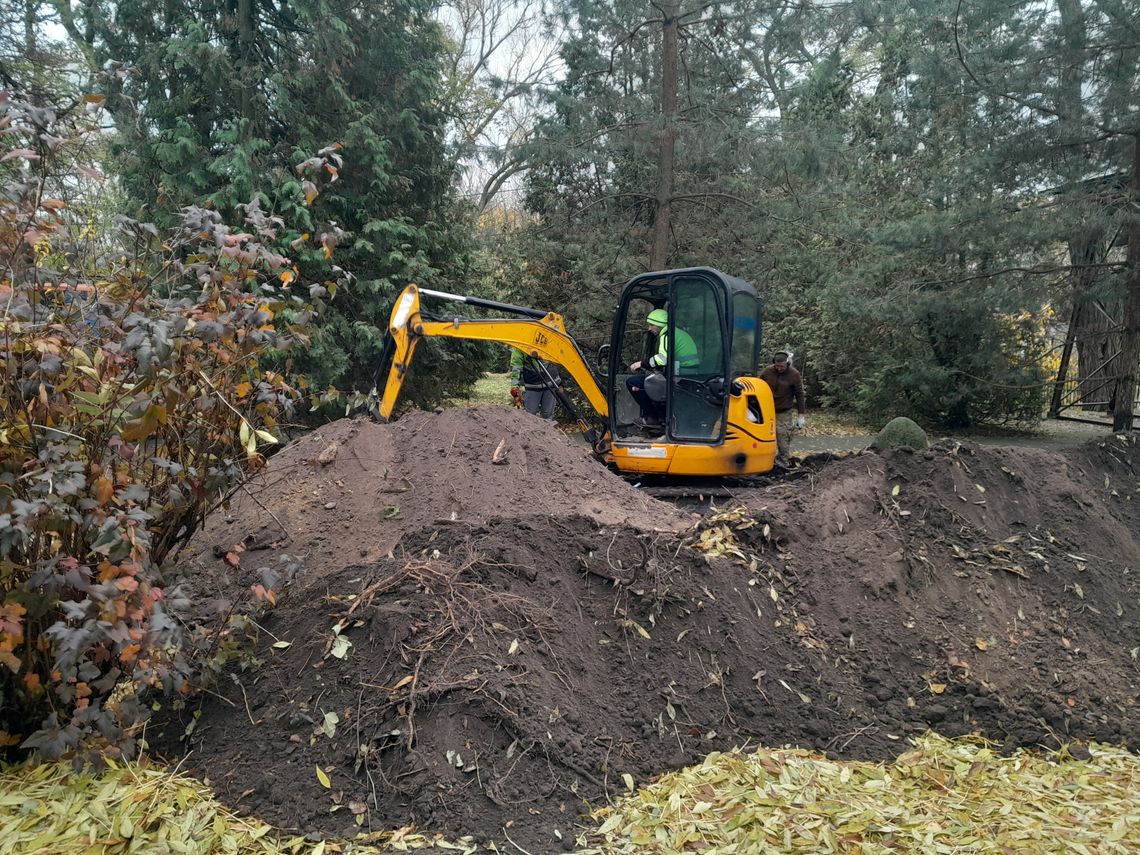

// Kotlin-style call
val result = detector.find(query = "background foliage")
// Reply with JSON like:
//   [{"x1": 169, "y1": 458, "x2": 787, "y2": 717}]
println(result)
[
  {"x1": 509, "y1": 0, "x2": 1137, "y2": 428},
  {"x1": 50, "y1": 0, "x2": 496, "y2": 407}
]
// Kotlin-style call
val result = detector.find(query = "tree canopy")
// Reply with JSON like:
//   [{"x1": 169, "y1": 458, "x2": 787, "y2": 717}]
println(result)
[
  {"x1": 510, "y1": 0, "x2": 1139, "y2": 428},
  {"x1": 12, "y1": 0, "x2": 1133, "y2": 428}
]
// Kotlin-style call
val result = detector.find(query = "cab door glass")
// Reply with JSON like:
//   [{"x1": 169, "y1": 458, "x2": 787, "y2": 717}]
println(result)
[
  {"x1": 614, "y1": 297, "x2": 659, "y2": 431},
  {"x1": 731, "y1": 293, "x2": 762, "y2": 378},
  {"x1": 669, "y1": 276, "x2": 726, "y2": 441}
]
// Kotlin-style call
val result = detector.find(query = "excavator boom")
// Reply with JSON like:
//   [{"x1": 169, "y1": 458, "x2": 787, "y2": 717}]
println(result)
[{"x1": 378, "y1": 284, "x2": 609, "y2": 421}]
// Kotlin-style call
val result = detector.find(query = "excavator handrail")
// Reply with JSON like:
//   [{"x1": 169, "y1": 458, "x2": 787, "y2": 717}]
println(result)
[
  {"x1": 416, "y1": 287, "x2": 550, "y2": 320},
  {"x1": 377, "y1": 284, "x2": 611, "y2": 425}
]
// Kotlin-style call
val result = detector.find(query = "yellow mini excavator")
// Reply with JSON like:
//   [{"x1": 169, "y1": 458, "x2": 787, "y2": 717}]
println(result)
[{"x1": 377, "y1": 267, "x2": 777, "y2": 477}]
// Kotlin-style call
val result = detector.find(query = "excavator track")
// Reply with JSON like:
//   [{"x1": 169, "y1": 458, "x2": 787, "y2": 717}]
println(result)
[{"x1": 634, "y1": 451, "x2": 851, "y2": 502}]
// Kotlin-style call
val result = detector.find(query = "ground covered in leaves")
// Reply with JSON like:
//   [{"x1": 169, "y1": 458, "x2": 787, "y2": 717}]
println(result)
[
  {"x1": 150, "y1": 408, "x2": 1140, "y2": 852},
  {"x1": 0, "y1": 757, "x2": 476, "y2": 854},
  {"x1": 580, "y1": 734, "x2": 1140, "y2": 853},
  {"x1": 7, "y1": 734, "x2": 1138, "y2": 853}
]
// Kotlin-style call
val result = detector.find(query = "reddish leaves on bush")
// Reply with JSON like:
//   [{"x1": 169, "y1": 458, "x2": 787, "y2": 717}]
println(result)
[{"x1": 0, "y1": 96, "x2": 348, "y2": 758}]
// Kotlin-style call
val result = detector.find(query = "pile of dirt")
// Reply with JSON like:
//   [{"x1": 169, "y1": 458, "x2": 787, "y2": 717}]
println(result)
[
  {"x1": 726, "y1": 437, "x2": 1140, "y2": 752},
  {"x1": 153, "y1": 417, "x2": 1140, "y2": 852},
  {"x1": 175, "y1": 407, "x2": 686, "y2": 603}
]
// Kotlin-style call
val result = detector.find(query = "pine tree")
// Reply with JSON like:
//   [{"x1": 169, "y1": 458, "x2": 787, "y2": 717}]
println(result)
[
  {"x1": 522, "y1": 0, "x2": 771, "y2": 344},
  {"x1": 52, "y1": 0, "x2": 492, "y2": 402},
  {"x1": 524, "y1": 0, "x2": 1083, "y2": 427},
  {"x1": 947, "y1": 0, "x2": 1140, "y2": 427}
]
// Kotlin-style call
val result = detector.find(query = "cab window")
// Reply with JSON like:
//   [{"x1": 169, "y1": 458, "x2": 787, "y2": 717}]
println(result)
[
  {"x1": 730, "y1": 293, "x2": 761, "y2": 378},
  {"x1": 670, "y1": 276, "x2": 726, "y2": 441}
]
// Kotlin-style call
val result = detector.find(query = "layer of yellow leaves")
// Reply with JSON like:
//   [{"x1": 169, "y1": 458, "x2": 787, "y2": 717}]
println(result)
[
  {"x1": 689, "y1": 507, "x2": 755, "y2": 562},
  {"x1": 9, "y1": 736, "x2": 1138, "y2": 854},
  {"x1": 0, "y1": 758, "x2": 477, "y2": 854},
  {"x1": 579, "y1": 734, "x2": 1140, "y2": 854}
]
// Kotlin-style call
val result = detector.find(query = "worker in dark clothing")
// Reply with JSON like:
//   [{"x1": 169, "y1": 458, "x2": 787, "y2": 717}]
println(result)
[
  {"x1": 759, "y1": 351, "x2": 806, "y2": 466},
  {"x1": 510, "y1": 348, "x2": 560, "y2": 419}
]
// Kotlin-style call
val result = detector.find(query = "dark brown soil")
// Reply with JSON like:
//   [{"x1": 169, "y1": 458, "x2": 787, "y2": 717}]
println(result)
[
  {"x1": 152, "y1": 413, "x2": 1140, "y2": 852},
  {"x1": 175, "y1": 407, "x2": 687, "y2": 599}
]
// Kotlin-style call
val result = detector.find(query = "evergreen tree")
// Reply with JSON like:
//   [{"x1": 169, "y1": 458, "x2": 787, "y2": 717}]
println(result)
[
  {"x1": 523, "y1": 0, "x2": 1078, "y2": 427},
  {"x1": 797, "y1": 0, "x2": 1140, "y2": 428},
  {"x1": 1, "y1": 1, "x2": 89, "y2": 104},
  {"x1": 778, "y1": 1, "x2": 1057, "y2": 428},
  {"x1": 523, "y1": 0, "x2": 771, "y2": 344},
  {"x1": 946, "y1": 0, "x2": 1140, "y2": 427},
  {"x1": 52, "y1": 0, "x2": 493, "y2": 403}
]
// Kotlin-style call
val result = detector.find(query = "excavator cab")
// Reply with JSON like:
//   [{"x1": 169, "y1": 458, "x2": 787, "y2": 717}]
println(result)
[
  {"x1": 376, "y1": 267, "x2": 777, "y2": 477},
  {"x1": 604, "y1": 268, "x2": 774, "y2": 475}
]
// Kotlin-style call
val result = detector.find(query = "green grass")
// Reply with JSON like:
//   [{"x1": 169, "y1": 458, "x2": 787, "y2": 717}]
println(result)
[{"x1": 463, "y1": 372, "x2": 513, "y2": 406}]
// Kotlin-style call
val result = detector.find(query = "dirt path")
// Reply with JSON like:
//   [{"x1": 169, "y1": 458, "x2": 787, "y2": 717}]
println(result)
[{"x1": 798, "y1": 417, "x2": 1115, "y2": 454}]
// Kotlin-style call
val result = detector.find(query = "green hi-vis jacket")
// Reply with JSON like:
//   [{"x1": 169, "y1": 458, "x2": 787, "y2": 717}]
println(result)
[{"x1": 649, "y1": 325, "x2": 699, "y2": 371}]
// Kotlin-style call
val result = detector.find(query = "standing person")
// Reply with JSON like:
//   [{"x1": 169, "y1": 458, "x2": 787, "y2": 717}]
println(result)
[
  {"x1": 626, "y1": 308, "x2": 699, "y2": 427},
  {"x1": 510, "y1": 348, "x2": 560, "y2": 419},
  {"x1": 759, "y1": 351, "x2": 806, "y2": 466}
]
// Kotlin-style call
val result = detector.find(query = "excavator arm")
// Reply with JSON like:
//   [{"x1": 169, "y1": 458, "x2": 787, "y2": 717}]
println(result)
[{"x1": 378, "y1": 284, "x2": 610, "y2": 423}]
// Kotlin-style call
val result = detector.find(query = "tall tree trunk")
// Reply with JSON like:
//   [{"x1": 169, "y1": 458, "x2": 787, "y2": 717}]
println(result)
[
  {"x1": 1069, "y1": 230, "x2": 1118, "y2": 411},
  {"x1": 1112, "y1": 135, "x2": 1140, "y2": 432},
  {"x1": 650, "y1": 0, "x2": 679, "y2": 271},
  {"x1": 22, "y1": 0, "x2": 39, "y2": 97},
  {"x1": 1056, "y1": 0, "x2": 1123, "y2": 414},
  {"x1": 24, "y1": 0, "x2": 37, "y2": 56}
]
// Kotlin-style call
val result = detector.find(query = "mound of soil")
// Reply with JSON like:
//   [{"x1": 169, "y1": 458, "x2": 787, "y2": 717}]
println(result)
[
  {"x1": 729, "y1": 437, "x2": 1140, "y2": 751},
  {"x1": 175, "y1": 406, "x2": 686, "y2": 600},
  {"x1": 153, "y1": 417, "x2": 1140, "y2": 852}
]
